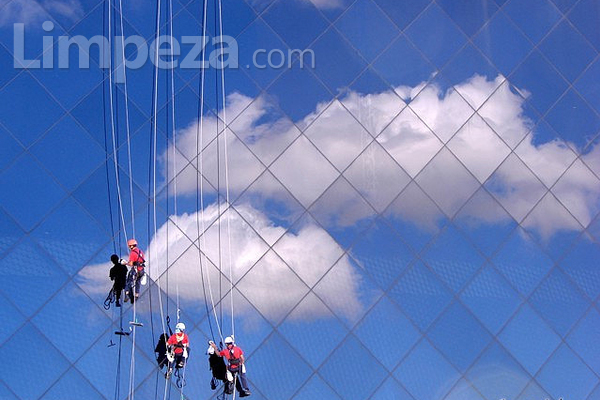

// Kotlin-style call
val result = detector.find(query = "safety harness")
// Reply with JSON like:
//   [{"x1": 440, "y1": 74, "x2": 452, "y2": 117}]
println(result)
[{"x1": 226, "y1": 347, "x2": 242, "y2": 373}]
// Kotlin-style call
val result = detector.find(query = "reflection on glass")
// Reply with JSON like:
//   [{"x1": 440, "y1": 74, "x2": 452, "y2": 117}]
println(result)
[{"x1": 2, "y1": 0, "x2": 599, "y2": 398}]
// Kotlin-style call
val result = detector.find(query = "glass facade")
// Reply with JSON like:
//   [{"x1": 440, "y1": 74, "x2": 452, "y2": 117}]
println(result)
[{"x1": 0, "y1": 0, "x2": 599, "y2": 399}]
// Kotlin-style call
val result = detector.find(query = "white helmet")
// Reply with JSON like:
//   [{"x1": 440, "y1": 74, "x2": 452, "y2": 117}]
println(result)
[
  {"x1": 224, "y1": 336, "x2": 234, "y2": 344},
  {"x1": 175, "y1": 322, "x2": 186, "y2": 333}
]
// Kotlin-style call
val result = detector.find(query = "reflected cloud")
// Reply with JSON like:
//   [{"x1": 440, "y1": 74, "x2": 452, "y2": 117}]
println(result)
[
  {"x1": 304, "y1": 0, "x2": 345, "y2": 9},
  {"x1": 249, "y1": 0, "x2": 345, "y2": 10},
  {"x1": 166, "y1": 75, "x2": 600, "y2": 238},
  {"x1": 0, "y1": 0, "x2": 84, "y2": 27},
  {"x1": 78, "y1": 203, "x2": 362, "y2": 323}
]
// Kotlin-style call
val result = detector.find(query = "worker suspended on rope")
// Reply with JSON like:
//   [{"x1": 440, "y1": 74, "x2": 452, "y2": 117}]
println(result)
[
  {"x1": 155, "y1": 333, "x2": 170, "y2": 370},
  {"x1": 124, "y1": 266, "x2": 137, "y2": 303},
  {"x1": 206, "y1": 340, "x2": 227, "y2": 391},
  {"x1": 109, "y1": 254, "x2": 127, "y2": 307},
  {"x1": 209, "y1": 336, "x2": 251, "y2": 397},
  {"x1": 123, "y1": 239, "x2": 146, "y2": 299},
  {"x1": 165, "y1": 322, "x2": 190, "y2": 378}
]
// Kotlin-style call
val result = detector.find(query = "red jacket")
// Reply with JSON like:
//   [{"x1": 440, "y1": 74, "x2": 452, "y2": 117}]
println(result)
[
  {"x1": 167, "y1": 333, "x2": 189, "y2": 354},
  {"x1": 129, "y1": 248, "x2": 145, "y2": 271},
  {"x1": 219, "y1": 346, "x2": 243, "y2": 371}
]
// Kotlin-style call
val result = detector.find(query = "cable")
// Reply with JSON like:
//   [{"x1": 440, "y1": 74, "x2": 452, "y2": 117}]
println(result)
[
  {"x1": 196, "y1": 0, "x2": 222, "y2": 344},
  {"x1": 149, "y1": 0, "x2": 168, "y2": 349},
  {"x1": 147, "y1": 0, "x2": 171, "y2": 399},
  {"x1": 114, "y1": 305, "x2": 124, "y2": 400},
  {"x1": 102, "y1": 0, "x2": 117, "y2": 254},
  {"x1": 104, "y1": 2, "x2": 127, "y2": 399},
  {"x1": 113, "y1": 0, "x2": 143, "y2": 396},
  {"x1": 214, "y1": 0, "x2": 223, "y2": 330},
  {"x1": 216, "y1": 0, "x2": 236, "y2": 340},
  {"x1": 117, "y1": 2, "x2": 136, "y2": 239},
  {"x1": 107, "y1": 0, "x2": 128, "y2": 242}
]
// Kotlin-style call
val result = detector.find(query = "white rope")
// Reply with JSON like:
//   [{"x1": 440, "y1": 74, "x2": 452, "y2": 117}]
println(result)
[
  {"x1": 108, "y1": 1, "x2": 136, "y2": 399},
  {"x1": 169, "y1": 0, "x2": 178, "y2": 217},
  {"x1": 148, "y1": 2, "x2": 173, "y2": 400},
  {"x1": 149, "y1": 0, "x2": 169, "y2": 377},
  {"x1": 151, "y1": 0, "x2": 168, "y2": 341},
  {"x1": 107, "y1": 0, "x2": 128, "y2": 242},
  {"x1": 217, "y1": 0, "x2": 235, "y2": 340},
  {"x1": 175, "y1": 282, "x2": 188, "y2": 399},
  {"x1": 197, "y1": 0, "x2": 224, "y2": 344},
  {"x1": 167, "y1": 11, "x2": 178, "y2": 381},
  {"x1": 112, "y1": 1, "x2": 141, "y2": 399},
  {"x1": 127, "y1": 304, "x2": 137, "y2": 400},
  {"x1": 117, "y1": 0, "x2": 136, "y2": 238}
]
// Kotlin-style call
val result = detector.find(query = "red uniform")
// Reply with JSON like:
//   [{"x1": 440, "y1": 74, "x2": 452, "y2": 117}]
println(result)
[
  {"x1": 167, "y1": 333, "x2": 189, "y2": 354},
  {"x1": 219, "y1": 346, "x2": 244, "y2": 371},
  {"x1": 129, "y1": 248, "x2": 145, "y2": 272}
]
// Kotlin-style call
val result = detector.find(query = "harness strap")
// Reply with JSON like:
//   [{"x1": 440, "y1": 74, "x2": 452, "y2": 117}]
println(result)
[{"x1": 131, "y1": 248, "x2": 146, "y2": 267}]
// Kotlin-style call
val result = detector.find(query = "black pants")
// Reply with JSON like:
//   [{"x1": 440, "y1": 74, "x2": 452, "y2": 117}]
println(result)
[
  {"x1": 113, "y1": 285, "x2": 125, "y2": 303},
  {"x1": 173, "y1": 352, "x2": 186, "y2": 368},
  {"x1": 134, "y1": 268, "x2": 145, "y2": 294},
  {"x1": 224, "y1": 370, "x2": 249, "y2": 395}
]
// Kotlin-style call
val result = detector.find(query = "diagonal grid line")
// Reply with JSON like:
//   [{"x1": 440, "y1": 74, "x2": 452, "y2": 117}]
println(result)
[{"x1": 1, "y1": 0, "x2": 600, "y2": 396}]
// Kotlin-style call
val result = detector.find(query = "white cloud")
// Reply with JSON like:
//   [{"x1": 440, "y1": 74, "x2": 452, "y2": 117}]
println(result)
[
  {"x1": 0, "y1": 0, "x2": 84, "y2": 27},
  {"x1": 78, "y1": 74, "x2": 599, "y2": 326},
  {"x1": 165, "y1": 74, "x2": 600, "y2": 238},
  {"x1": 248, "y1": 0, "x2": 345, "y2": 11},
  {"x1": 303, "y1": 0, "x2": 345, "y2": 9},
  {"x1": 78, "y1": 203, "x2": 362, "y2": 323}
]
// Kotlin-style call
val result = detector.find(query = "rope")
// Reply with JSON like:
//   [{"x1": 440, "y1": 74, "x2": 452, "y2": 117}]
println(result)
[
  {"x1": 159, "y1": 2, "x2": 178, "y2": 398},
  {"x1": 174, "y1": 287, "x2": 188, "y2": 398},
  {"x1": 147, "y1": 0, "x2": 171, "y2": 399},
  {"x1": 196, "y1": 0, "x2": 223, "y2": 344},
  {"x1": 127, "y1": 303, "x2": 137, "y2": 400},
  {"x1": 114, "y1": 305, "x2": 124, "y2": 400},
  {"x1": 104, "y1": 288, "x2": 116, "y2": 310},
  {"x1": 214, "y1": 0, "x2": 223, "y2": 330},
  {"x1": 102, "y1": 0, "x2": 116, "y2": 254},
  {"x1": 161, "y1": 11, "x2": 171, "y2": 400},
  {"x1": 107, "y1": 0, "x2": 128, "y2": 241},
  {"x1": 104, "y1": 2, "x2": 127, "y2": 400},
  {"x1": 150, "y1": 0, "x2": 168, "y2": 350},
  {"x1": 167, "y1": 0, "x2": 177, "y2": 320},
  {"x1": 147, "y1": 80, "x2": 160, "y2": 400},
  {"x1": 170, "y1": 0, "x2": 178, "y2": 218},
  {"x1": 112, "y1": 0, "x2": 142, "y2": 396},
  {"x1": 147, "y1": 47, "x2": 160, "y2": 400},
  {"x1": 216, "y1": 0, "x2": 235, "y2": 340},
  {"x1": 116, "y1": 0, "x2": 136, "y2": 238}
]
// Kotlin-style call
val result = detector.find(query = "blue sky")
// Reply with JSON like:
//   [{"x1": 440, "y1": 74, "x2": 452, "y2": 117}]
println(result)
[{"x1": 0, "y1": 0, "x2": 599, "y2": 399}]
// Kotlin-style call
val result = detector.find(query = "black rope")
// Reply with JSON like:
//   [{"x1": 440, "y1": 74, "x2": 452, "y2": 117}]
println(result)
[
  {"x1": 104, "y1": 288, "x2": 116, "y2": 310},
  {"x1": 175, "y1": 368, "x2": 186, "y2": 388}
]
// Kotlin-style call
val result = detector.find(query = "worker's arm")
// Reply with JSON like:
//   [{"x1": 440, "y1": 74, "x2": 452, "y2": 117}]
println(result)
[{"x1": 209, "y1": 341, "x2": 220, "y2": 354}]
